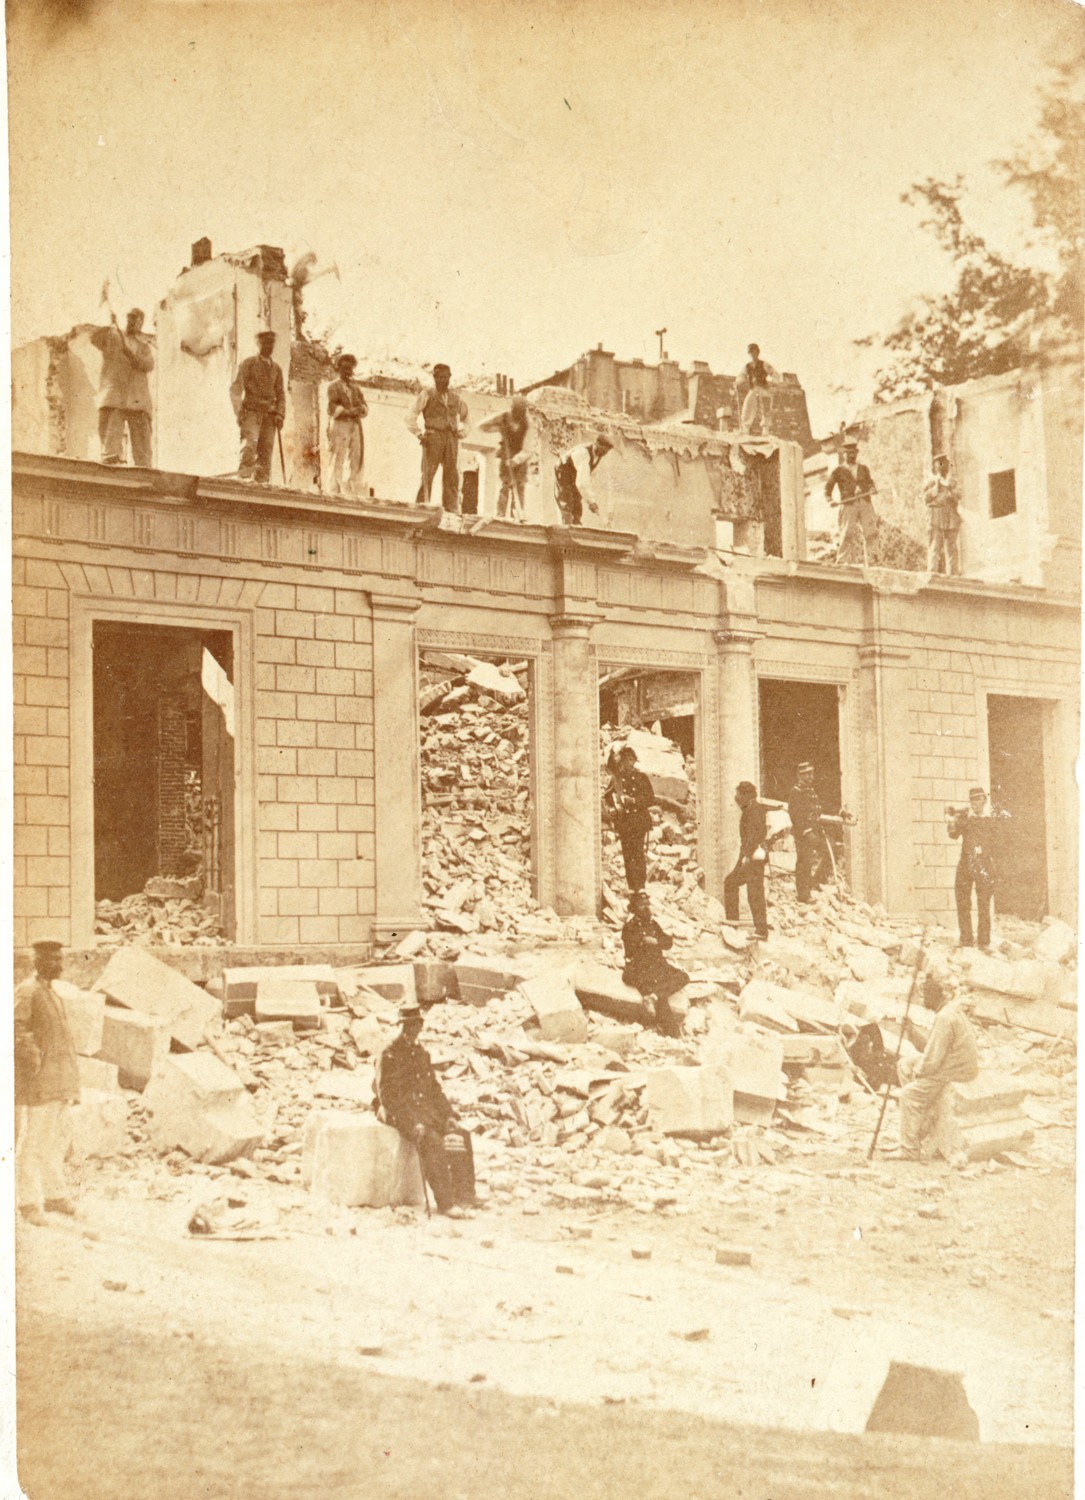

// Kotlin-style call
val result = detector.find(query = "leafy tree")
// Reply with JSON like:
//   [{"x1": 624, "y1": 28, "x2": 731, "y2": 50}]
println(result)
[{"x1": 859, "y1": 51, "x2": 1084, "y2": 402}]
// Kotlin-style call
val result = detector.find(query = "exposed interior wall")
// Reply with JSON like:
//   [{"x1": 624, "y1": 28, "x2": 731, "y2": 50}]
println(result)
[{"x1": 757, "y1": 680, "x2": 842, "y2": 812}]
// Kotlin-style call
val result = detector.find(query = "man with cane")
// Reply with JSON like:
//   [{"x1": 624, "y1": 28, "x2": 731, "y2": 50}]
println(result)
[
  {"x1": 231, "y1": 329, "x2": 285, "y2": 485},
  {"x1": 374, "y1": 1002, "x2": 476, "y2": 1219}
]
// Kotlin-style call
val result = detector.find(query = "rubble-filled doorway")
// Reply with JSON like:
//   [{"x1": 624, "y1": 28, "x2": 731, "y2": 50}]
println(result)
[
  {"x1": 92, "y1": 622, "x2": 236, "y2": 942},
  {"x1": 598, "y1": 665, "x2": 701, "y2": 908},
  {"x1": 987, "y1": 694, "x2": 1049, "y2": 920},
  {"x1": 758, "y1": 679, "x2": 845, "y2": 878},
  {"x1": 417, "y1": 649, "x2": 535, "y2": 936}
]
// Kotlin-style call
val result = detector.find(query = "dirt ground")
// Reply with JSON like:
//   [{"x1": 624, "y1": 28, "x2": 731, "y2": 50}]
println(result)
[{"x1": 13, "y1": 1126, "x2": 1075, "y2": 1498}]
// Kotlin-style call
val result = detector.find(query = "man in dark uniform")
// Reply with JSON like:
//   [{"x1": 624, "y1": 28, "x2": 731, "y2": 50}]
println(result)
[
  {"x1": 231, "y1": 329, "x2": 286, "y2": 484},
  {"x1": 405, "y1": 363, "x2": 470, "y2": 512},
  {"x1": 603, "y1": 744, "x2": 655, "y2": 891},
  {"x1": 789, "y1": 760, "x2": 825, "y2": 904},
  {"x1": 723, "y1": 780, "x2": 769, "y2": 939},
  {"x1": 15, "y1": 940, "x2": 81, "y2": 1226},
  {"x1": 622, "y1": 890, "x2": 690, "y2": 1037},
  {"x1": 949, "y1": 787, "x2": 996, "y2": 949},
  {"x1": 374, "y1": 1001, "x2": 475, "y2": 1218},
  {"x1": 825, "y1": 439, "x2": 877, "y2": 564}
]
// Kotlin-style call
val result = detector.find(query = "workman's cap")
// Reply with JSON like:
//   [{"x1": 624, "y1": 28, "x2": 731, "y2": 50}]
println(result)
[
  {"x1": 256, "y1": 329, "x2": 276, "y2": 342},
  {"x1": 32, "y1": 940, "x2": 63, "y2": 956},
  {"x1": 337, "y1": 353, "x2": 357, "y2": 368},
  {"x1": 736, "y1": 780, "x2": 757, "y2": 796},
  {"x1": 433, "y1": 363, "x2": 451, "y2": 376},
  {"x1": 843, "y1": 440, "x2": 859, "y2": 451},
  {"x1": 747, "y1": 342, "x2": 760, "y2": 352},
  {"x1": 969, "y1": 786, "x2": 987, "y2": 798},
  {"x1": 595, "y1": 436, "x2": 614, "y2": 452},
  {"x1": 618, "y1": 744, "x2": 637, "y2": 758},
  {"x1": 127, "y1": 308, "x2": 145, "y2": 321},
  {"x1": 797, "y1": 761, "x2": 814, "y2": 775},
  {"x1": 399, "y1": 1001, "x2": 423, "y2": 1022}
]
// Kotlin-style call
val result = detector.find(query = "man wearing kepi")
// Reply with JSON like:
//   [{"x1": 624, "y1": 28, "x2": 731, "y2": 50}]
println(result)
[
  {"x1": 723, "y1": 781, "x2": 769, "y2": 940},
  {"x1": 326, "y1": 353, "x2": 368, "y2": 497},
  {"x1": 924, "y1": 452, "x2": 962, "y2": 576},
  {"x1": 374, "y1": 1002, "x2": 476, "y2": 1219},
  {"x1": 405, "y1": 363, "x2": 470, "y2": 512},
  {"x1": 231, "y1": 329, "x2": 285, "y2": 484},
  {"x1": 15, "y1": 940, "x2": 81, "y2": 1226},
  {"x1": 603, "y1": 744, "x2": 655, "y2": 892},
  {"x1": 90, "y1": 307, "x2": 155, "y2": 467},
  {"x1": 826, "y1": 438, "x2": 877, "y2": 564},
  {"x1": 622, "y1": 890, "x2": 690, "y2": 1037},
  {"x1": 948, "y1": 787, "x2": 996, "y2": 949},
  {"x1": 893, "y1": 972, "x2": 979, "y2": 1162},
  {"x1": 788, "y1": 761, "x2": 824, "y2": 904}
]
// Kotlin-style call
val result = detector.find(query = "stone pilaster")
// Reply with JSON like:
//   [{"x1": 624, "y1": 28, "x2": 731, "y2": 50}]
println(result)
[
  {"x1": 371, "y1": 594, "x2": 423, "y2": 942},
  {"x1": 857, "y1": 641, "x2": 914, "y2": 911},
  {"x1": 550, "y1": 614, "x2": 601, "y2": 916},
  {"x1": 714, "y1": 629, "x2": 762, "y2": 868}
]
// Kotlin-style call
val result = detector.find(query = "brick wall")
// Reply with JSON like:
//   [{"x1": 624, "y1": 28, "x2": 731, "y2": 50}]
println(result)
[
  {"x1": 155, "y1": 696, "x2": 189, "y2": 876},
  {"x1": 12, "y1": 557, "x2": 72, "y2": 947},
  {"x1": 254, "y1": 580, "x2": 375, "y2": 945}
]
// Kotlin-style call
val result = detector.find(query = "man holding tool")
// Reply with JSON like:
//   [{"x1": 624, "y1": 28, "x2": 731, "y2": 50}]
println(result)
[
  {"x1": 825, "y1": 438, "x2": 878, "y2": 564},
  {"x1": 90, "y1": 304, "x2": 155, "y2": 467},
  {"x1": 890, "y1": 971, "x2": 979, "y2": 1162},
  {"x1": 231, "y1": 329, "x2": 285, "y2": 484}
]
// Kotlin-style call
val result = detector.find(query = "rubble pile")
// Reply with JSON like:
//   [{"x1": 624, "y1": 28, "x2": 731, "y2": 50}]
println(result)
[
  {"x1": 418, "y1": 653, "x2": 534, "y2": 936},
  {"x1": 95, "y1": 879, "x2": 224, "y2": 948}
]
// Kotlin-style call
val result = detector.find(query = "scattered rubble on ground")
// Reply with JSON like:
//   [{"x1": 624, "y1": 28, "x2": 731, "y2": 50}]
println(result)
[{"x1": 95, "y1": 881, "x2": 225, "y2": 948}]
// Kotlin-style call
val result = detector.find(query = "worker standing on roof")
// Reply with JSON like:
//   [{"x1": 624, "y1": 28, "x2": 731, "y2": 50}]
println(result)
[
  {"x1": 924, "y1": 452, "x2": 962, "y2": 576},
  {"x1": 90, "y1": 308, "x2": 155, "y2": 467},
  {"x1": 554, "y1": 434, "x2": 613, "y2": 526},
  {"x1": 825, "y1": 438, "x2": 878, "y2": 564},
  {"x1": 479, "y1": 395, "x2": 533, "y2": 520},
  {"x1": 738, "y1": 343, "x2": 779, "y2": 435},
  {"x1": 231, "y1": 330, "x2": 285, "y2": 485},
  {"x1": 325, "y1": 353, "x2": 368, "y2": 498},
  {"x1": 405, "y1": 364, "x2": 469, "y2": 512}
]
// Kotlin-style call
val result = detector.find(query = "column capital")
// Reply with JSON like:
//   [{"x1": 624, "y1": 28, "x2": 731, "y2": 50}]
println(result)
[
  {"x1": 370, "y1": 593, "x2": 421, "y2": 625},
  {"x1": 550, "y1": 613, "x2": 600, "y2": 640},
  {"x1": 858, "y1": 642, "x2": 912, "y2": 666},
  {"x1": 713, "y1": 627, "x2": 763, "y2": 649}
]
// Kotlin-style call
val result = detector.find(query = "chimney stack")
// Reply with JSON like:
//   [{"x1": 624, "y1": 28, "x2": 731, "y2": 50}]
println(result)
[{"x1": 191, "y1": 236, "x2": 212, "y2": 267}]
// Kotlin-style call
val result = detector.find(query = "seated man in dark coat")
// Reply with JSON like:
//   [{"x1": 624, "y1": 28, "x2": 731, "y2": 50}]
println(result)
[
  {"x1": 622, "y1": 890, "x2": 690, "y2": 1037},
  {"x1": 374, "y1": 1002, "x2": 475, "y2": 1218}
]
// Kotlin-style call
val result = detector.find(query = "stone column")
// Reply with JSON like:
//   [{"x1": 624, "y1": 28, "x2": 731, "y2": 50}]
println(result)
[
  {"x1": 714, "y1": 629, "x2": 761, "y2": 873},
  {"x1": 371, "y1": 594, "x2": 423, "y2": 942},
  {"x1": 550, "y1": 614, "x2": 600, "y2": 916},
  {"x1": 857, "y1": 642, "x2": 914, "y2": 912}
]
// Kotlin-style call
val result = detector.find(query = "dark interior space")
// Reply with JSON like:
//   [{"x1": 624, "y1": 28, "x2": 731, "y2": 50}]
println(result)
[
  {"x1": 758, "y1": 679, "x2": 842, "y2": 811},
  {"x1": 987, "y1": 694, "x2": 1048, "y2": 920},
  {"x1": 92, "y1": 622, "x2": 235, "y2": 933}
]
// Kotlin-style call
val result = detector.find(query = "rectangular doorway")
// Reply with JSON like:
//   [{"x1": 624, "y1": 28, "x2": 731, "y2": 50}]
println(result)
[
  {"x1": 987, "y1": 695, "x2": 1048, "y2": 920},
  {"x1": 92, "y1": 622, "x2": 237, "y2": 939},
  {"x1": 758, "y1": 679, "x2": 842, "y2": 810}
]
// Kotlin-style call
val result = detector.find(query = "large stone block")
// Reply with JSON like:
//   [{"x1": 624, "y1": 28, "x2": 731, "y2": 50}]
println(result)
[
  {"x1": 644, "y1": 1065, "x2": 733, "y2": 1139},
  {"x1": 143, "y1": 1053, "x2": 265, "y2": 1163},
  {"x1": 97, "y1": 1005, "x2": 172, "y2": 1091},
  {"x1": 865, "y1": 1362, "x2": 980, "y2": 1441},
  {"x1": 453, "y1": 957, "x2": 522, "y2": 1007},
  {"x1": 77, "y1": 1055, "x2": 119, "y2": 1093},
  {"x1": 53, "y1": 980, "x2": 105, "y2": 1057},
  {"x1": 959, "y1": 1119, "x2": 1034, "y2": 1162},
  {"x1": 758, "y1": 936, "x2": 824, "y2": 984},
  {"x1": 611, "y1": 728, "x2": 689, "y2": 804},
  {"x1": 952, "y1": 1073, "x2": 1028, "y2": 1125},
  {"x1": 303, "y1": 1112, "x2": 425, "y2": 1207},
  {"x1": 574, "y1": 963, "x2": 653, "y2": 1025},
  {"x1": 413, "y1": 960, "x2": 458, "y2": 1004},
  {"x1": 961, "y1": 952, "x2": 1045, "y2": 1002},
  {"x1": 701, "y1": 1029, "x2": 784, "y2": 1124},
  {"x1": 737, "y1": 980, "x2": 798, "y2": 1032},
  {"x1": 520, "y1": 970, "x2": 588, "y2": 1044},
  {"x1": 97, "y1": 946, "x2": 219, "y2": 1050},
  {"x1": 69, "y1": 1089, "x2": 128, "y2": 1161},
  {"x1": 354, "y1": 964, "x2": 417, "y2": 1007},
  {"x1": 1033, "y1": 919, "x2": 1075, "y2": 965},
  {"x1": 222, "y1": 963, "x2": 339, "y2": 1019},
  {"x1": 465, "y1": 660, "x2": 525, "y2": 705},
  {"x1": 254, "y1": 977, "x2": 322, "y2": 1028}
]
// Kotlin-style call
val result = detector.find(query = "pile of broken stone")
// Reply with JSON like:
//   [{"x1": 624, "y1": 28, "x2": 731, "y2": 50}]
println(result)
[
  {"x1": 56, "y1": 868, "x2": 1076, "y2": 1227},
  {"x1": 95, "y1": 873, "x2": 224, "y2": 948}
]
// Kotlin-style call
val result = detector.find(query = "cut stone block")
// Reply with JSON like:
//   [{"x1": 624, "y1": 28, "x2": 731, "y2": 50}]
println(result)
[
  {"x1": 355, "y1": 964, "x2": 417, "y2": 1007},
  {"x1": 836, "y1": 977, "x2": 913, "y2": 1024},
  {"x1": 961, "y1": 952, "x2": 1045, "y2": 1002},
  {"x1": 465, "y1": 660, "x2": 525, "y2": 705},
  {"x1": 97, "y1": 946, "x2": 219, "y2": 1050},
  {"x1": 303, "y1": 1112, "x2": 425, "y2": 1207},
  {"x1": 413, "y1": 960, "x2": 458, "y2": 1004},
  {"x1": 254, "y1": 977, "x2": 322, "y2": 1028},
  {"x1": 313, "y1": 1066, "x2": 376, "y2": 1104},
  {"x1": 610, "y1": 728, "x2": 689, "y2": 804},
  {"x1": 143, "y1": 1053, "x2": 265, "y2": 1163},
  {"x1": 845, "y1": 945, "x2": 891, "y2": 982},
  {"x1": 591, "y1": 1024, "x2": 639, "y2": 1057},
  {"x1": 453, "y1": 958, "x2": 522, "y2": 1007},
  {"x1": 97, "y1": 1005, "x2": 172, "y2": 1091},
  {"x1": 53, "y1": 980, "x2": 106, "y2": 1057},
  {"x1": 574, "y1": 963, "x2": 653, "y2": 1025},
  {"x1": 701, "y1": 1029, "x2": 783, "y2": 1124},
  {"x1": 595, "y1": 1126, "x2": 633, "y2": 1154},
  {"x1": 959, "y1": 1119, "x2": 1035, "y2": 1162},
  {"x1": 644, "y1": 1065, "x2": 733, "y2": 1139},
  {"x1": 738, "y1": 980, "x2": 798, "y2": 1033},
  {"x1": 758, "y1": 936, "x2": 824, "y2": 984},
  {"x1": 1033, "y1": 919, "x2": 1075, "y2": 965},
  {"x1": 349, "y1": 1015, "x2": 387, "y2": 1056},
  {"x1": 969, "y1": 993, "x2": 1074, "y2": 1039},
  {"x1": 520, "y1": 970, "x2": 588, "y2": 1044},
  {"x1": 69, "y1": 1089, "x2": 127, "y2": 1161},
  {"x1": 952, "y1": 1073, "x2": 1028, "y2": 1124},
  {"x1": 222, "y1": 964, "x2": 338, "y2": 1019},
  {"x1": 865, "y1": 1362, "x2": 980, "y2": 1441},
  {"x1": 77, "y1": 1055, "x2": 119, "y2": 1093}
]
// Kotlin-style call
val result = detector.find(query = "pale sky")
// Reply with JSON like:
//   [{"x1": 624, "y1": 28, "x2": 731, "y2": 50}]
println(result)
[{"x1": 7, "y1": 0, "x2": 1082, "y2": 431}]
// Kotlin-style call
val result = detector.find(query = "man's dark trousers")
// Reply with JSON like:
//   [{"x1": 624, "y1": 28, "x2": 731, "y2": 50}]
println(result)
[
  {"x1": 417, "y1": 1126, "x2": 474, "y2": 1211},
  {"x1": 955, "y1": 861, "x2": 992, "y2": 947},
  {"x1": 617, "y1": 825, "x2": 648, "y2": 890},
  {"x1": 795, "y1": 831, "x2": 823, "y2": 903},
  {"x1": 417, "y1": 431, "x2": 460, "y2": 511},
  {"x1": 724, "y1": 857, "x2": 768, "y2": 938}
]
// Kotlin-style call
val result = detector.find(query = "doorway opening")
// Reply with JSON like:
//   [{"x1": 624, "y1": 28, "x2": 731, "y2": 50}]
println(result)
[
  {"x1": 758, "y1": 679, "x2": 845, "y2": 877},
  {"x1": 417, "y1": 649, "x2": 534, "y2": 935},
  {"x1": 92, "y1": 621, "x2": 235, "y2": 942},
  {"x1": 987, "y1": 694, "x2": 1049, "y2": 920},
  {"x1": 598, "y1": 665, "x2": 700, "y2": 905}
]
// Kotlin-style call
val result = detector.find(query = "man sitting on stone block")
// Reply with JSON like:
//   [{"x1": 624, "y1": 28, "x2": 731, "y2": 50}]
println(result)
[
  {"x1": 621, "y1": 890, "x2": 690, "y2": 1038},
  {"x1": 374, "y1": 1002, "x2": 476, "y2": 1218},
  {"x1": 15, "y1": 940, "x2": 81, "y2": 1225},
  {"x1": 890, "y1": 973, "x2": 978, "y2": 1162}
]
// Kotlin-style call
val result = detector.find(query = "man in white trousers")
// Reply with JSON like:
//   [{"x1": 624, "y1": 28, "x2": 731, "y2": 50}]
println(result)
[{"x1": 15, "y1": 939, "x2": 81, "y2": 1226}]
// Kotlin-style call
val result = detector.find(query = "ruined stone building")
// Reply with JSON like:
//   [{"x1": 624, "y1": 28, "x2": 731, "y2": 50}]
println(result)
[{"x1": 11, "y1": 241, "x2": 1081, "y2": 954}]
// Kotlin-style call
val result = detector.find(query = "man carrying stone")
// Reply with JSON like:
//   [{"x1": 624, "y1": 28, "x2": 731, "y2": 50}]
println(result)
[
  {"x1": 554, "y1": 434, "x2": 613, "y2": 525},
  {"x1": 374, "y1": 1001, "x2": 475, "y2": 1219},
  {"x1": 722, "y1": 780, "x2": 769, "y2": 940},
  {"x1": 788, "y1": 761, "x2": 825, "y2": 904},
  {"x1": 326, "y1": 353, "x2": 368, "y2": 498},
  {"x1": 738, "y1": 343, "x2": 779, "y2": 435},
  {"x1": 231, "y1": 329, "x2": 285, "y2": 484},
  {"x1": 603, "y1": 744, "x2": 655, "y2": 892},
  {"x1": 891, "y1": 972, "x2": 979, "y2": 1162},
  {"x1": 90, "y1": 308, "x2": 155, "y2": 467},
  {"x1": 622, "y1": 890, "x2": 690, "y2": 1037},
  {"x1": 825, "y1": 439, "x2": 878, "y2": 564},
  {"x1": 480, "y1": 394, "x2": 533, "y2": 519},
  {"x1": 15, "y1": 940, "x2": 81, "y2": 1226},
  {"x1": 405, "y1": 364, "x2": 470, "y2": 511},
  {"x1": 924, "y1": 452, "x2": 962, "y2": 576},
  {"x1": 948, "y1": 787, "x2": 996, "y2": 950}
]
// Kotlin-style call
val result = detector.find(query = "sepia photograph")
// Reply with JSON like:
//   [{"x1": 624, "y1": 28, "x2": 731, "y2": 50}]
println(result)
[{"x1": 5, "y1": 0, "x2": 1082, "y2": 1494}]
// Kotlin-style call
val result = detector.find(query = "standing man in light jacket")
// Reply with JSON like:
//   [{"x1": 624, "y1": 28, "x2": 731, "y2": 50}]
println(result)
[
  {"x1": 15, "y1": 940, "x2": 81, "y2": 1226},
  {"x1": 231, "y1": 329, "x2": 286, "y2": 484},
  {"x1": 405, "y1": 364, "x2": 470, "y2": 512},
  {"x1": 90, "y1": 308, "x2": 155, "y2": 467}
]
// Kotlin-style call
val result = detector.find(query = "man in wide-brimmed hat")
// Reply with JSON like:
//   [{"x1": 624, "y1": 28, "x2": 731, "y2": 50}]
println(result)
[{"x1": 15, "y1": 940, "x2": 81, "y2": 1226}]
